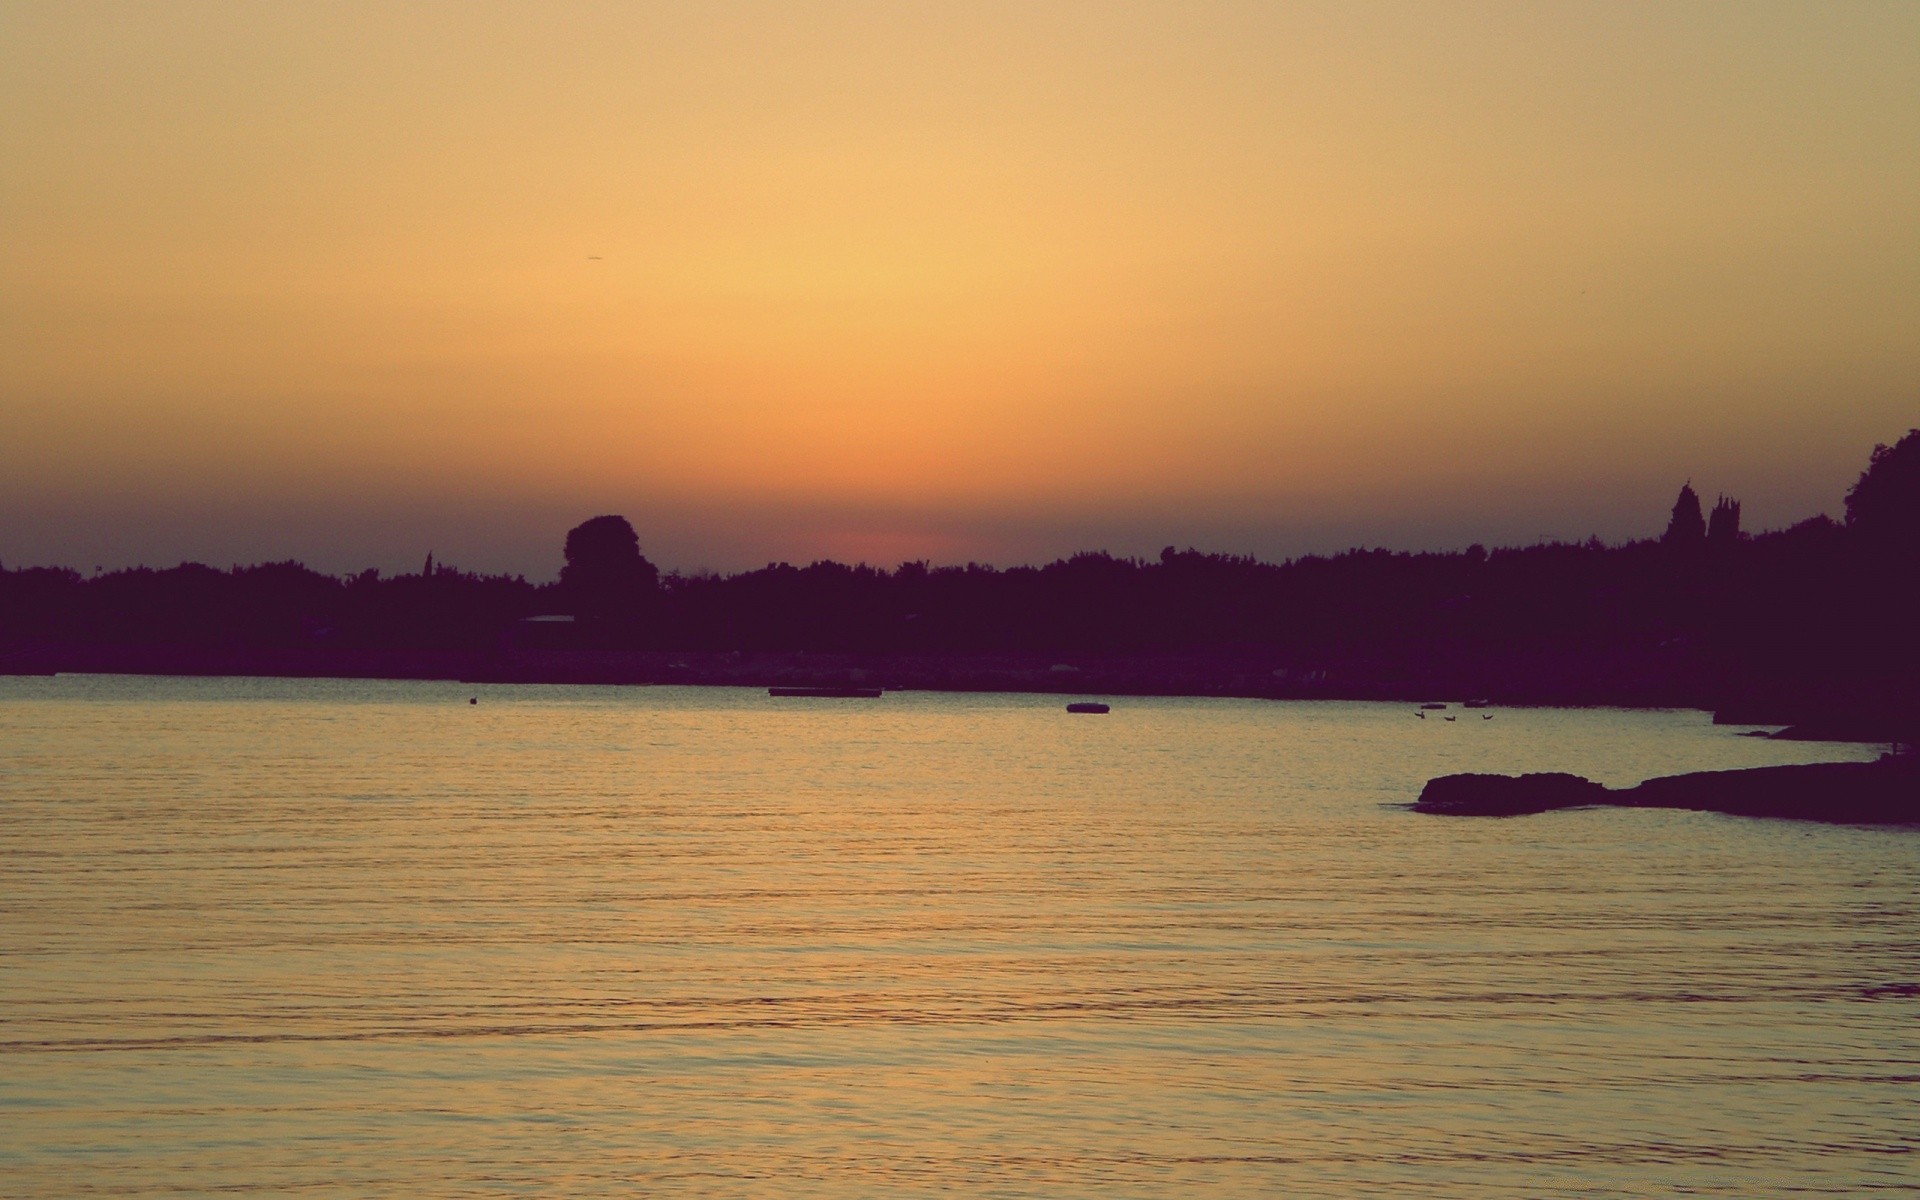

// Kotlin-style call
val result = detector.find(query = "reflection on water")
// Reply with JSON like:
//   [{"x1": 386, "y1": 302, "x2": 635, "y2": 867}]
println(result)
[{"x1": 2, "y1": 676, "x2": 1914, "y2": 1196}]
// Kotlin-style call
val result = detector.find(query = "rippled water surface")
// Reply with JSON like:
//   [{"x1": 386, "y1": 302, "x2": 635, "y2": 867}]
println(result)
[{"x1": 3, "y1": 675, "x2": 1916, "y2": 1196}]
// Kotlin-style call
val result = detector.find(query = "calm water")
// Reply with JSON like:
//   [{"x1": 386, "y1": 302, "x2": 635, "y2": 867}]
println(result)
[{"x1": 2, "y1": 675, "x2": 1915, "y2": 1197}]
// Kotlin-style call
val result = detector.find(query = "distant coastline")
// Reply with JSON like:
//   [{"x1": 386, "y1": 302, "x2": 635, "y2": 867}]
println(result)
[
  {"x1": 5, "y1": 430, "x2": 1915, "y2": 745},
  {"x1": 0, "y1": 642, "x2": 1703, "y2": 707},
  {"x1": 0, "y1": 646, "x2": 1897, "y2": 745}
]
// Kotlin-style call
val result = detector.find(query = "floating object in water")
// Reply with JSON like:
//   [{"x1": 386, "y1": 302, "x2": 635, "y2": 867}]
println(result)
[
  {"x1": 1415, "y1": 711, "x2": 1426, "y2": 718},
  {"x1": 1463, "y1": 699, "x2": 1492, "y2": 709},
  {"x1": 1066, "y1": 702, "x2": 1111, "y2": 714},
  {"x1": 1444, "y1": 715, "x2": 1457, "y2": 722},
  {"x1": 469, "y1": 697, "x2": 477, "y2": 705},
  {"x1": 768, "y1": 686, "x2": 883, "y2": 698},
  {"x1": 1482, "y1": 714, "x2": 1493, "y2": 720},
  {"x1": 1420, "y1": 703, "x2": 1448, "y2": 710}
]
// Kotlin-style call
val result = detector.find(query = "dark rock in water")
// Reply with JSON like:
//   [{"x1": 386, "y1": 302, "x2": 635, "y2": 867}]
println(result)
[
  {"x1": 1620, "y1": 760, "x2": 1919, "y2": 824},
  {"x1": 1066, "y1": 702, "x2": 1111, "y2": 714},
  {"x1": 1417, "y1": 758, "x2": 1920, "y2": 824},
  {"x1": 1414, "y1": 772, "x2": 1609, "y2": 816}
]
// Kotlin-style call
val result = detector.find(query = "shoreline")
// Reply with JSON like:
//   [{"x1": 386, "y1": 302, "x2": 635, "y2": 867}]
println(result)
[
  {"x1": 0, "y1": 640, "x2": 1719, "y2": 700},
  {"x1": 0, "y1": 642, "x2": 1721, "y2": 706},
  {"x1": 3, "y1": 644, "x2": 1899, "y2": 744}
]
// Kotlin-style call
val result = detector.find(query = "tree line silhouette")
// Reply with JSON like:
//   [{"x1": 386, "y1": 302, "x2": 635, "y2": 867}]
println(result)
[{"x1": 3, "y1": 431, "x2": 1915, "y2": 726}]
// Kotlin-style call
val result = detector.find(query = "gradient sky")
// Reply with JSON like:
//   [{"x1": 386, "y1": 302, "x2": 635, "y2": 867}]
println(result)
[{"x1": 4, "y1": 1, "x2": 1916, "y2": 578}]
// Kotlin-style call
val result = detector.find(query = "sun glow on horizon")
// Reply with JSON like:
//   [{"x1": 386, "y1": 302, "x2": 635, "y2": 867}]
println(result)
[{"x1": 3, "y1": 1, "x2": 1916, "y2": 574}]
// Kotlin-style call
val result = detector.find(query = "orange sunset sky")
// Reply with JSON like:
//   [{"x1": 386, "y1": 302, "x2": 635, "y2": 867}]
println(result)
[{"x1": 3, "y1": 1, "x2": 1916, "y2": 576}]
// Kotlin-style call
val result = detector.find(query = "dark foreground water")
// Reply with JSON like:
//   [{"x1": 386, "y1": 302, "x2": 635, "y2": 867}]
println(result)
[{"x1": 2, "y1": 675, "x2": 1915, "y2": 1197}]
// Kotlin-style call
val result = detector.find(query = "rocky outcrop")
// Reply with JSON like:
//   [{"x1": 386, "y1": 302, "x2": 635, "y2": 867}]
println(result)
[
  {"x1": 1413, "y1": 773, "x2": 1610, "y2": 816},
  {"x1": 1416, "y1": 758, "x2": 1919, "y2": 824}
]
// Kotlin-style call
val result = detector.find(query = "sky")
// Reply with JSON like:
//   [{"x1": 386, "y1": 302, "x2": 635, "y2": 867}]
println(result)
[{"x1": 3, "y1": 1, "x2": 1916, "y2": 579}]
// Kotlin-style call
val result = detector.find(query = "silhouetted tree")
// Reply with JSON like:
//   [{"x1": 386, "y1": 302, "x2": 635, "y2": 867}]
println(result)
[
  {"x1": 1835, "y1": 428, "x2": 1920, "y2": 746},
  {"x1": 1664, "y1": 483, "x2": 1706, "y2": 546},
  {"x1": 1844, "y1": 428, "x2": 1920, "y2": 554},
  {"x1": 1707, "y1": 495, "x2": 1742, "y2": 545},
  {"x1": 560, "y1": 515, "x2": 659, "y2": 622}
]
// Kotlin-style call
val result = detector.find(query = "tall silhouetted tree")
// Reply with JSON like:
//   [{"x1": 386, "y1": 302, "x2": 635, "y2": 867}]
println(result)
[
  {"x1": 1664, "y1": 483, "x2": 1706, "y2": 546},
  {"x1": 560, "y1": 515, "x2": 659, "y2": 622},
  {"x1": 1838, "y1": 429, "x2": 1920, "y2": 748},
  {"x1": 1844, "y1": 428, "x2": 1920, "y2": 555},
  {"x1": 1707, "y1": 494, "x2": 1742, "y2": 545}
]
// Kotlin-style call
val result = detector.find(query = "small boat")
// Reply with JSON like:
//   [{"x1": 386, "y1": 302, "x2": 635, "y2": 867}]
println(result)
[
  {"x1": 1066, "y1": 702, "x2": 1111, "y2": 714},
  {"x1": 1420, "y1": 702, "x2": 1448, "y2": 710},
  {"x1": 768, "y1": 686, "x2": 883, "y2": 698}
]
